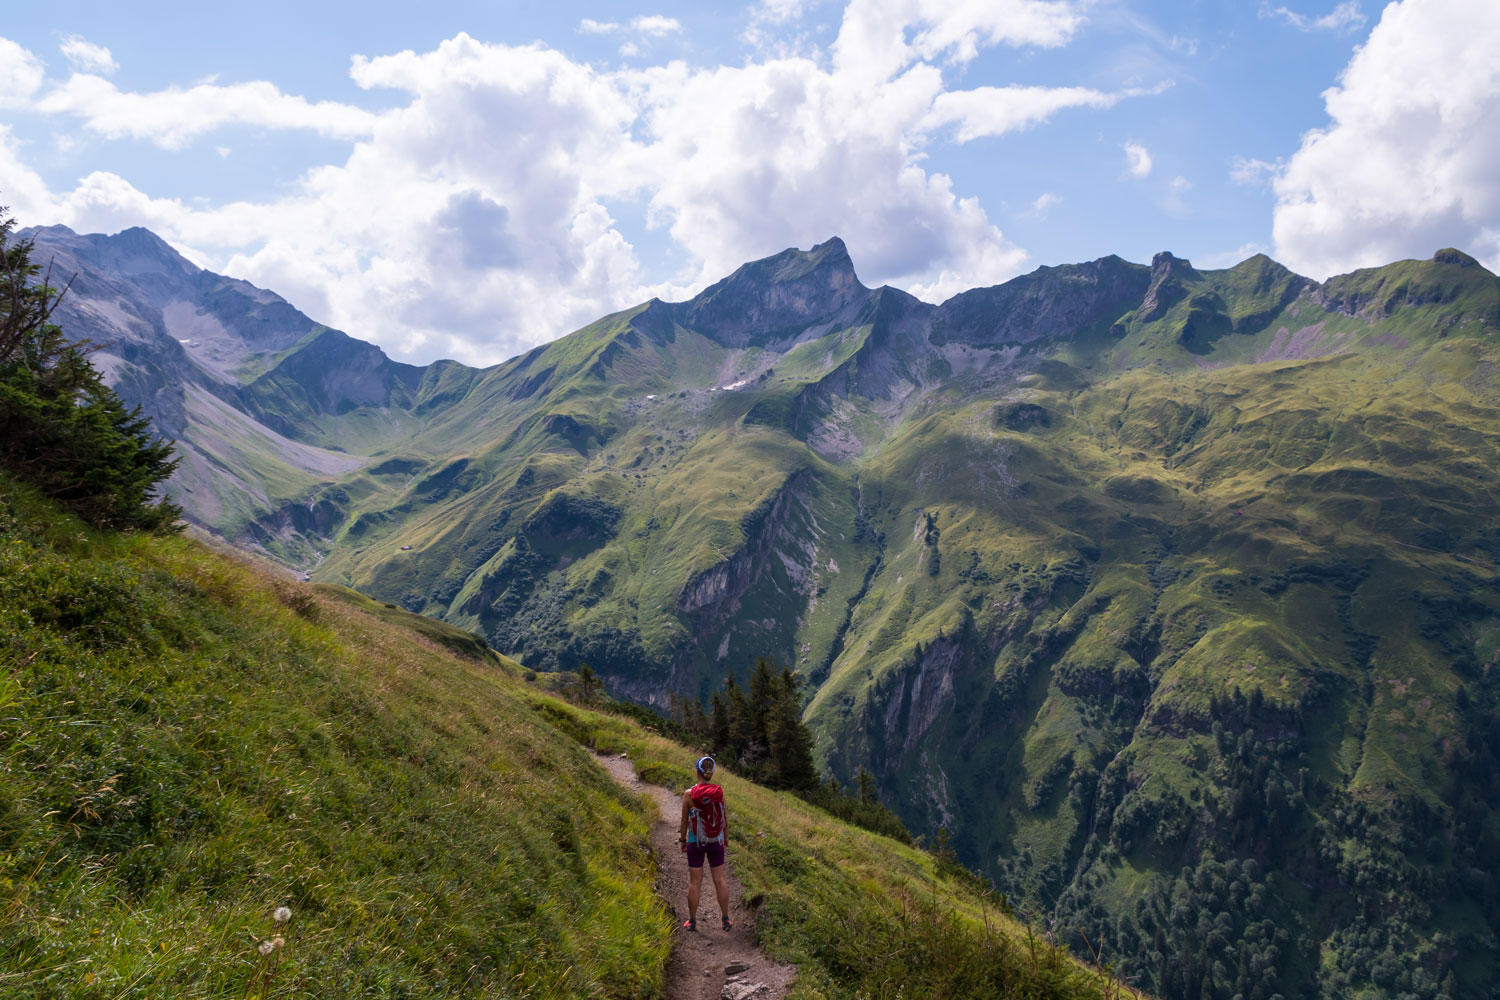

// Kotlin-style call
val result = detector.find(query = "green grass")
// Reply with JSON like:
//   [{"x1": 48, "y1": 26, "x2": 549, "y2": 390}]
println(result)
[
  {"x1": 0, "y1": 475, "x2": 668, "y2": 998},
  {"x1": 309, "y1": 583, "x2": 504, "y2": 665}
]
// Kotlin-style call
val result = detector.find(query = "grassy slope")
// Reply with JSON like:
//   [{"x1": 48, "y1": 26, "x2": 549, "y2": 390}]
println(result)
[
  {"x1": 0, "y1": 476, "x2": 665, "y2": 998},
  {"x1": 0, "y1": 475, "x2": 1119, "y2": 999}
]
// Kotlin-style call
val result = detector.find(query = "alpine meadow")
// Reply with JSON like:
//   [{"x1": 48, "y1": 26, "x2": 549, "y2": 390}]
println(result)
[{"x1": 13, "y1": 212, "x2": 1500, "y2": 999}]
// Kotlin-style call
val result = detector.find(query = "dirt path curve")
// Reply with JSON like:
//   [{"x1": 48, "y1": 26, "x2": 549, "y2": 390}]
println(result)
[{"x1": 596, "y1": 753, "x2": 795, "y2": 1000}]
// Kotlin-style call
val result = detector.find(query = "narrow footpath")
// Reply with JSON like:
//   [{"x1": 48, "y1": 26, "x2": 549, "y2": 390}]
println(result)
[{"x1": 596, "y1": 753, "x2": 796, "y2": 1000}]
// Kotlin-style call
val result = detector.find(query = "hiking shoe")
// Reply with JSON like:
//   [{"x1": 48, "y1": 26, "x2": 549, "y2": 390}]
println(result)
[
  {"x1": 682, "y1": 918, "x2": 697, "y2": 932},
  {"x1": 722, "y1": 915, "x2": 733, "y2": 931}
]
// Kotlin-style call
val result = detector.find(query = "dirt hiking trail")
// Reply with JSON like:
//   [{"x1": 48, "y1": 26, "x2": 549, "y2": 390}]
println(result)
[{"x1": 597, "y1": 753, "x2": 795, "y2": 1000}]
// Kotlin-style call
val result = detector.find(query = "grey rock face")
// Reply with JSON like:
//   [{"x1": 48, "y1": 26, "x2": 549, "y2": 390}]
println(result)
[
  {"x1": 679, "y1": 237, "x2": 870, "y2": 348},
  {"x1": 930, "y1": 254, "x2": 1150, "y2": 346}
]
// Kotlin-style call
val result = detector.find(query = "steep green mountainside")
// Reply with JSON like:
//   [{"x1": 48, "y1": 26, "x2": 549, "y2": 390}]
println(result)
[
  {"x1": 29, "y1": 226, "x2": 1500, "y2": 998},
  {"x1": 0, "y1": 475, "x2": 1114, "y2": 999}
]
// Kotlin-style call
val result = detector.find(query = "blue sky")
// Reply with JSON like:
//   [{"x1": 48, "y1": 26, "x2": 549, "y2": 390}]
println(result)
[{"x1": 2, "y1": 0, "x2": 1496, "y2": 365}]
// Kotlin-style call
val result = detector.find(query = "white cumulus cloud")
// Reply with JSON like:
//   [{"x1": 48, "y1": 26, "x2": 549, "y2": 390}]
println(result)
[
  {"x1": 0, "y1": 38, "x2": 44, "y2": 108},
  {"x1": 1123, "y1": 141, "x2": 1152, "y2": 178},
  {"x1": 0, "y1": 125, "x2": 58, "y2": 218},
  {"x1": 1271, "y1": 0, "x2": 1500, "y2": 278},
  {"x1": 60, "y1": 35, "x2": 118, "y2": 75}
]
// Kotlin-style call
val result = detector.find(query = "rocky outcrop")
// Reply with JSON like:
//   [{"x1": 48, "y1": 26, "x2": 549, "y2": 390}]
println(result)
[
  {"x1": 1138, "y1": 251, "x2": 1194, "y2": 321},
  {"x1": 882, "y1": 638, "x2": 964, "y2": 754},
  {"x1": 678, "y1": 471, "x2": 812, "y2": 614},
  {"x1": 931, "y1": 254, "x2": 1149, "y2": 346},
  {"x1": 678, "y1": 238, "x2": 871, "y2": 348}
]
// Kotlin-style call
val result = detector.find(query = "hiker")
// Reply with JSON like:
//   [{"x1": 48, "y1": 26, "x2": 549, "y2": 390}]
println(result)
[{"x1": 679, "y1": 755, "x2": 731, "y2": 932}]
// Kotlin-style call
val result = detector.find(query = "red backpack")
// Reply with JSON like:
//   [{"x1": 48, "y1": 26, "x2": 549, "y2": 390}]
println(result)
[{"x1": 688, "y1": 782, "x2": 726, "y2": 844}]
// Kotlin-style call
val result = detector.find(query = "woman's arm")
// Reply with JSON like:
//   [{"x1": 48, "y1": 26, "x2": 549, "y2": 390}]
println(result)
[{"x1": 679, "y1": 791, "x2": 691, "y2": 851}]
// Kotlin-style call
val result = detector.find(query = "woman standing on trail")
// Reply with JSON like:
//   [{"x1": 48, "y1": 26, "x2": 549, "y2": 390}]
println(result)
[{"x1": 679, "y1": 755, "x2": 731, "y2": 932}]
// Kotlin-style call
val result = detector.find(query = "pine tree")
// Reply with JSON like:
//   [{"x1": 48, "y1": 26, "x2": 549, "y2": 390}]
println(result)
[
  {"x1": 933, "y1": 827, "x2": 961, "y2": 877},
  {"x1": 726, "y1": 674, "x2": 755, "y2": 757},
  {"x1": 709, "y1": 691, "x2": 730, "y2": 752},
  {"x1": 0, "y1": 209, "x2": 72, "y2": 366},
  {"x1": 748, "y1": 657, "x2": 778, "y2": 745},
  {"x1": 685, "y1": 698, "x2": 708, "y2": 739},
  {"x1": 575, "y1": 663, "x2": 602, "y2": 702},
  {"x1": 765, "y1": 675, "x2": 817, "y2": 791},
  {"x1": 856, "y1": 767, "x2": 879, "y2": 806}
]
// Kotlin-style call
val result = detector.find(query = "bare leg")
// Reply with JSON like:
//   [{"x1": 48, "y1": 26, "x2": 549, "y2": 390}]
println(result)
[
  {"x1": 687, "y1": 865, "x2": 704, "y2": 922},
  {"x1": 710, "y1": 864, "x2": 730, "y2": 918}
]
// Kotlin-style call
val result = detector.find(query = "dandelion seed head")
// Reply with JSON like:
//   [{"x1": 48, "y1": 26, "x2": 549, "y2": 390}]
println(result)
[
  {"x1": 272, "y1": 906, "x2": 292, "y2": 924},
  {"x1": 258, "y1": 939, "x2": 275, "y2": 956},
  {"x1": 272, "y1": 936, "x2": 284, "y2": 950}
]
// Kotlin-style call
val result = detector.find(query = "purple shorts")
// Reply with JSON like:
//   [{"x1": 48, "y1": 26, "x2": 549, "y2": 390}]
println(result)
[{"x1": 686, "y1": 841, "x2": 725, "y2": 869}]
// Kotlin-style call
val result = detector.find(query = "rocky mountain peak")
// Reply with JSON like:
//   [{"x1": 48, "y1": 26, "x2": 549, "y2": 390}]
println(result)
[
  {"x1": 81, "y1": 225, "x2": 201, "y2": 281},
  {"x1": 1434, "y1": 247, "x2": 1482, "y2": 268},
  {"x1": 677, "y1": 236, "x2": 870, "y2": 348},
  {"x1": 1139, "y1": 251, "x2": 1196, "y2": 321}
]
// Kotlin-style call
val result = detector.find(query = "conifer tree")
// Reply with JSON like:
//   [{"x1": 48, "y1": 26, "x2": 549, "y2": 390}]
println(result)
[
  {"x1": 725, "y1": 673, "x2": 755, "y2": 756},
  {"x1": 683, "y1": 697, "x2": 708, "y2": 739},
  {"x1": 0, "y1": 208, "x2": 179, "y2": 531},
  {"x1": 748, "y1": 656, "x2": 778, "y2": 742},
  {"x1": 765, "y1": 671, "x2": 817, "y2": 791},
  {"x1": 575, "y1": 663, "x2": 602, "y2": 702},
  {"x1": 933, "y1": 827, "x2": 963, "y2": 878},
  {"x1": 709, "y1": 691, "x2": 730, "y2": 752}
]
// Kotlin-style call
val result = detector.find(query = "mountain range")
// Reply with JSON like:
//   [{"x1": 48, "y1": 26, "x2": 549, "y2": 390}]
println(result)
[{"x1": 26, "y1": 223, "x2": 1500, "y2": 999}]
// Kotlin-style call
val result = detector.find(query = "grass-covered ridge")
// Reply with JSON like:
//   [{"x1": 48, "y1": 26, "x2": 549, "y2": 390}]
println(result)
[
  {"x1": 0, "y1": 474, "x2": 667, "y2": 997},
  {"x1": 0, "y1": 475, "x2": 1124, "y2": 999}
]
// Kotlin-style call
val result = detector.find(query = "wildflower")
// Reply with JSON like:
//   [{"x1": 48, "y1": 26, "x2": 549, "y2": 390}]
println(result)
[
  {"x1": 272, "y1": 936, "x2": 285, "y2": 949},
  {"x1": 258, "y1": 939, "x2": 275, "y2": 956},
  {"x1": 273, "y1": 906, "x2": 292, "y2": 924}
]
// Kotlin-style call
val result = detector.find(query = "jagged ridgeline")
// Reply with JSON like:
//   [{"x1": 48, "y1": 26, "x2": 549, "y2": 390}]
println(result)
[{"x1": 29, "y1": 222, "x2": 1500, "y2": 998}]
